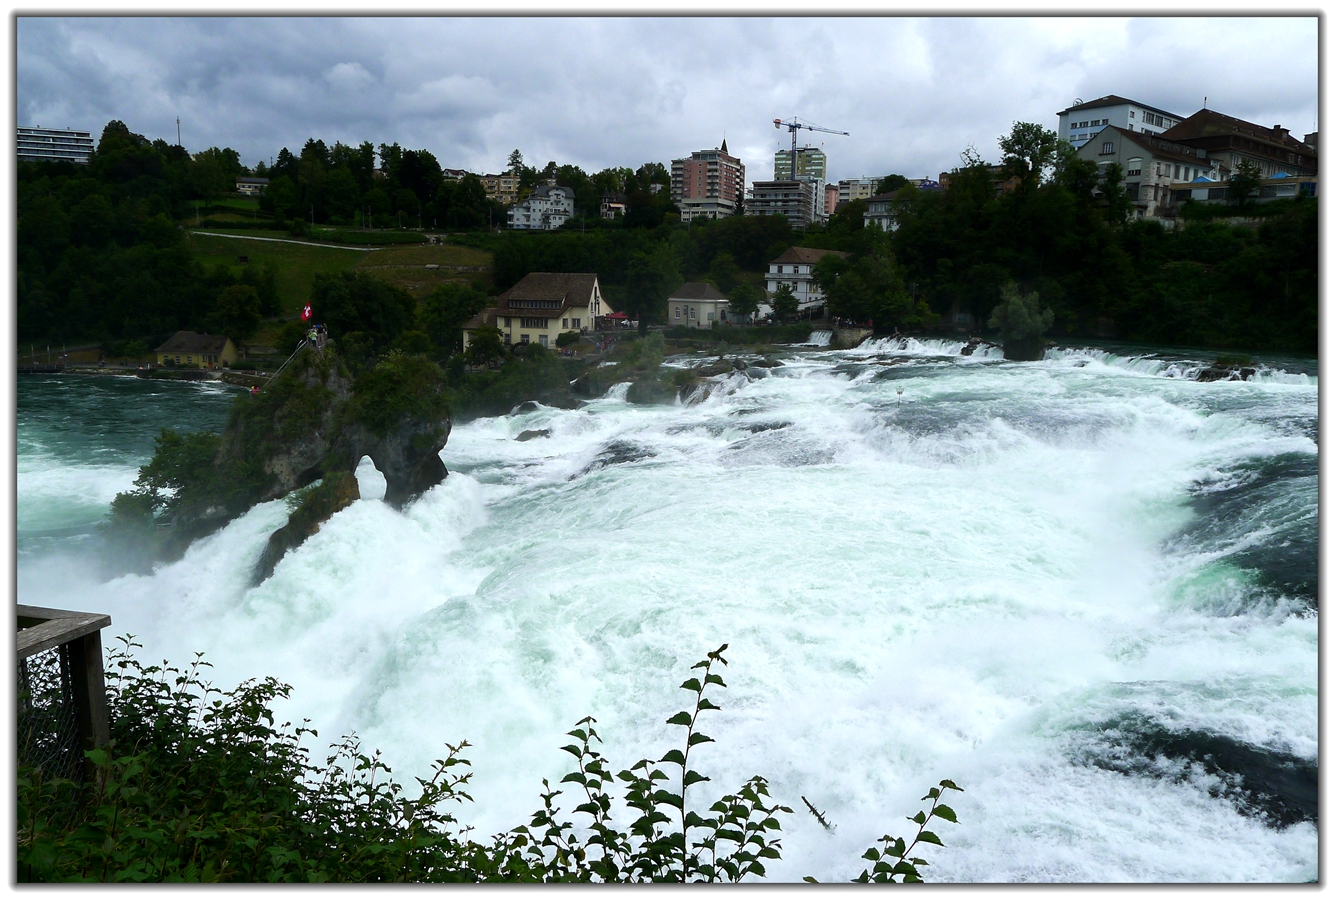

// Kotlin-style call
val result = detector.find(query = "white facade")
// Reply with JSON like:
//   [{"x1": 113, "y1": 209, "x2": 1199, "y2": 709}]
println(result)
[
  {"x1": 863, "y1": 193, "x2": 899, "y2": 231},
  {"x1": 18, "y1": 126, "x2": 93, "y2": 165},
  {"x1": 1057, "y1": 95, "x2": 1184, "y2": 149},
  {"x1": 765, "y1": 248, "x2": 848, "y2": 311},
  {"x1": 508, "y1": 185, "x2": 575, "y2": 230},
  {"x1": 1077, "y1": 125, "x2": 1220, "y2": 220}
]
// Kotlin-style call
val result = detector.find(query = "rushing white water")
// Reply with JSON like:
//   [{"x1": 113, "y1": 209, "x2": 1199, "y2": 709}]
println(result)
[{"x1": 16, "y1": 343, "x2": 1318, "y2": 883}]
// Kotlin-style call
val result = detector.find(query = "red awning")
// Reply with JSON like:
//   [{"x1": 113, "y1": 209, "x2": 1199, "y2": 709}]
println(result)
[{"x1": 606, "y1": 312, "x2": 628, "y2": 319}]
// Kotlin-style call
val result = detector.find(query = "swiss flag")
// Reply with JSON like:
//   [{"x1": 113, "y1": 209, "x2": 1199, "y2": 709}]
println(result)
[{"x1": 301, "y1": 303, "x2": 312, "y2": 322}]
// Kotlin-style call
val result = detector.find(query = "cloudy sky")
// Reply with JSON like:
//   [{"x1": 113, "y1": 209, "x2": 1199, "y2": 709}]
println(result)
[{"x1": 16, "y1": 15, "x2": 1318, "y2": 184}]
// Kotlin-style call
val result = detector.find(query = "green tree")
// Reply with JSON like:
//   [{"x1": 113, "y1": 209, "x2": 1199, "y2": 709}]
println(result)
[
  {"x1": 464, "y1": 323, "x2": 505, "y2": 367},
  {"x1": 876, "y1": 174, "x2": 908, "y2": 195},
  {"x1": 706, "y1": 251, "x2": 742, "y2": 294},
  {"x1": 208, "y1": 284, "x2": 262, "y2": 341},
  {"x1": 313, "y1": 272, "x2": 416, "y2": 351},
  {"x1": 1099, "y1": 162, "x2": 1132, "y2": 224},
  {"x1": 507, "y1": 149, "x2": 524, "y2": 175},
  {"x1": 999, "y1": 122, "x2": 1059, "y2": 191},
  {"x1": 727, "y1": 282, "x2": 762, "y2": 321},
  {"x1": 624, "y1": 243, "x2": 682, "y2": 333},
  {"x1": 417, "y1": 283, "x2": 489, "y2": 353},
  {"x1": 1228, "y1": 159, "x2": 1262, "y2": 208},
  {"x1": 769, "y1": 284, "x2": 798, "y2": 323},
  {"x1": 987, "y1": 281, "x2": 1053, "y2": 360}
]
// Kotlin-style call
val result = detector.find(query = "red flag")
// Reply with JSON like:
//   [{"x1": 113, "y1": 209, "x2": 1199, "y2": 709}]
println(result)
[{"x1": 301, "y1": 303, "x2": 312, "y2": 322}]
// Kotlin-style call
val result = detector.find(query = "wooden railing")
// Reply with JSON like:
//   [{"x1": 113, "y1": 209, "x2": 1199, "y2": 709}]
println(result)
[{"x1": 17, "y1": 605, "x2": 111, "y2": 782}]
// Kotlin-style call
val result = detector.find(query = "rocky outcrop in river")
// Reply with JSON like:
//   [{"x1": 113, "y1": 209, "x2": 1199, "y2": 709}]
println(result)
[{"x1": 106, "y1": 344, "x2": 452, "y2": 577}]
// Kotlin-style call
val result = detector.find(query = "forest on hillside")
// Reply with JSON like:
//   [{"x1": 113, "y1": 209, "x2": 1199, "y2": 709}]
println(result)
[{"x1": 17, "y1": 120, "x2": 1316, "y2": 353}]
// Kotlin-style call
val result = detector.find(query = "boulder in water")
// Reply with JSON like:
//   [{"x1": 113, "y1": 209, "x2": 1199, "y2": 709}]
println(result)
[{"x1": 516, "y1": 428, "x2": 551, "y2": 441}]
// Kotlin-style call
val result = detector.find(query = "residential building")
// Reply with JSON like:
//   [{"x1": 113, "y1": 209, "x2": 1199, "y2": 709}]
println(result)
[
  {"x1": 461, "y1": 273, "x2": 613, "y2": 350},
  {"x1": 1076, "y1": 125, "x2": 1221, "y2": 219},
  {"x1": 766, "y1": 247, "x2": 850, "y2": 311},
  {"x1": 837, "y1": 177, "x2": 883, "y2": 205},
  {"x1": 235, "y1": 176, "x2": 269, "y2": 196},
  {"x1": 747, "y1": 180, "x2": 822, "y2": 228},
  {"x1": 155, "y1": 332, "x2": 238, "y2": 368},
  {"x1": 671, "y1": 141, "x2": 746, "y2": 221},
  {"x1": 508, "y1": 185, "x2": 575, "y2": 230},
  {"x1": 482, "y1": 173, "x2": 520, "y2": 205},
  {"x1": 668, "y1": 282, "x2": 732, "y2": 328},
  {"x1": 441, "y1": 168, "x2": 470, "y2": 182},
  {"x1": 1303, "y1": 132, "x2": 1318, "y2": 151},
  {"x1": 824, "y1": 183, "x2": 839, "y2": 216},
  {"x1": 863, "y1": 191, "x2": 900, "y2": 231},
  {"x1": 1160, "y1": 109, "x2": 1317, "y2": 179},
  {"x1": 18, "y1": 126, "x2": 94, "y2": 165},
  {"x1": 1057, "y1": 95, "x2": 1185, "y2": 149},
  {"x1": 600, "y1": 192, "x2": 627, "y2": 220},
  {"x1": 773, "y1": 145, "x2": 827, "y2": 183}
]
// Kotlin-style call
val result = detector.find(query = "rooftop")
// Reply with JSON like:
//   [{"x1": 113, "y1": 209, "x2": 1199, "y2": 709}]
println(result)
[
  {"x1": 1058, "y1": 94, "x2": 1183, "y2": 120},
  {"x1": 770, "y1": 247, "x2": 850, "y2": 265},
  {"x1": 155, "y1": 331, "x2": 232, "y2": 354}
]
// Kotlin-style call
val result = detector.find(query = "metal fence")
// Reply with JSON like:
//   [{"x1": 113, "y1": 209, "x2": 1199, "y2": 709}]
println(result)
[
  {"x1": 18, "y1": 645, "x2": 83, "y2": 781},
  {"x1": 16, "y1": 605, "x2": 111, "y2": 782}
]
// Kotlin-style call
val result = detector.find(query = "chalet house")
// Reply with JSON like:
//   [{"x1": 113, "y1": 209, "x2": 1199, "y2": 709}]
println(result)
[
  {"x1": 668, "y1": 282, "x2": 731, "y2": 328},
  {"x1": 766, "y1": 247, "x2": 850, "y2": 311},
  {"x1": 462, "y1": 273, "x2": 614, "y2": 351},
  {"x1": 155, "y1": 331, "x2": 239, "y2": 368}
]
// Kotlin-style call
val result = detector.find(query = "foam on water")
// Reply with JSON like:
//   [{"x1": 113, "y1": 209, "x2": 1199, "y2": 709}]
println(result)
[{"x1": 15, "y1": 347, "x2": 1317, "y2": 882}]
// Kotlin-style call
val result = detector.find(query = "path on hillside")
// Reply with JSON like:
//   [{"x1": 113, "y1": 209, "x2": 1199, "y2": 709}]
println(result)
[{"x1": 188, "y1": 231, "x2": 382, "y2": 251}]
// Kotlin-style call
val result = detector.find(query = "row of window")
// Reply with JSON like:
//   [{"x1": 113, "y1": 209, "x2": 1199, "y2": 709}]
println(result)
[
  {"x1": 673, "y1": 306, "x2": 717, "y2": 321},
  {"x1": 1071, "y1": 118, "x2": 1109, "y2": 129},
  {"x1": 1130, "y1": 111, "x2": 1169, "y2": 128},
  {"x1": 505, "y1": 316, "x2": 582, "y2": 329}
]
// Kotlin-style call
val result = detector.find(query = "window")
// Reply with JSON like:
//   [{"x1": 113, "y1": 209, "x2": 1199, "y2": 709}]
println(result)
[
  {"x1": 539, "y1": 334, "x2": 548, "y2": 347},
  {"x1": 1126, "y1": 183, "x2": 1139, "y2": 200},
  {"x1": 689, "y1": 307, "x2": 696, "y2": 319},
  {"x1": 1101, "y1": 142, "x2": 1114, "y2": 155},
  {"x1": 1130, "y1": 111, "x2": 1137, "y2": 120},
  {"x1": 1173, "y1": 165, "x2": 1180, "y2": 180},
  {"x1": 674, "y1": 306, "x2": 681, "y2": 319},
  {"x1": 520, "y1": 317, "x2": 547, "y2": 329},
  {"x1": 571, "y1": 318, "x2": 580, "y2": 329},
  {"x1": 1155, "y1": 163, "x2": 1162, "y2": 177},
  {"x1": 520, "y1": 334, "x2": 530, "y2": 344},
  {"x1": 1127, "y1": 158, "x2": 1142, "y2": 176},
  {"x1": 562, "y1": 318, "x2": 569, "y2": 328},
  {"x1": 504, "y1": 317, "x2": 511, "y2": 327},
  {"x1": 1102, "y1": 119, "x2": 1109, "y2": 125},
  {"x1": 707, "y1": 311, "x2": 715, "y2": 321}
]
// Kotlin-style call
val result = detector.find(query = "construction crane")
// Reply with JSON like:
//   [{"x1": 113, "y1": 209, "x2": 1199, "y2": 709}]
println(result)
[{"x1": 773, "y1": 117, "x2": 849, "y2": 180}]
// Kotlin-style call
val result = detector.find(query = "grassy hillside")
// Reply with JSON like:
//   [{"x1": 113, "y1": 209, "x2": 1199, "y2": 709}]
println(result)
[{"x1": 186, "y1": 232, "x2": 494, "y2": 320}]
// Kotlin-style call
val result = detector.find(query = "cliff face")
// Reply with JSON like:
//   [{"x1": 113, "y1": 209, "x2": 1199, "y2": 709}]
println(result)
[{"x1": 129, "y1": 344, "x2": 452, "y2": 571}]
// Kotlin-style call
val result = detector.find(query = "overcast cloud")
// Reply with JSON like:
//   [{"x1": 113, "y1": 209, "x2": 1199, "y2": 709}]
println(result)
[{"x1": 17, "y1": 16, "x2": 1318, "y2": 183}]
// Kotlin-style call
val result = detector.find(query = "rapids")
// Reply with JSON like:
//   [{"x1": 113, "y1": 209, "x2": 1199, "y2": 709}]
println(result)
[{"x1": 16, "y1": 340, "x2": 1318, "y2": 882}]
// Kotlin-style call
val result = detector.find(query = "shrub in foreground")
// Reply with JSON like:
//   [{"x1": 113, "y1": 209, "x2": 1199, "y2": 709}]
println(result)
[{"x1": 18, "y1": 640, "x2": 960, "y2": 883}]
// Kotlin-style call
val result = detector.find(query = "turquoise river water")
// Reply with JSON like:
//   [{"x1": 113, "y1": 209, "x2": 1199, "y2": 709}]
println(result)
[{"x1": 16, "y1": 338, "x2": 1318, "y2": 882}]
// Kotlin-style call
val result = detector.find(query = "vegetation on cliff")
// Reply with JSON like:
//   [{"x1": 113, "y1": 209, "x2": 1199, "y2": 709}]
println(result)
[
  {"x1": 18, "y1": 641, "x2": 960, "y2": 883},
  {"x1": 103, "y1": 342, "x2": 451, "y2": 575}
]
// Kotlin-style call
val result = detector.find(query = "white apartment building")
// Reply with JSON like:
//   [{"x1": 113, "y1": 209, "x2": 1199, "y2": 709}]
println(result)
[
  {"x1": 766, "y1": 247, "x2": 849, "y2": 311},
  {"x1": 1057, "y1": 95, "x2": 1185, "y2": 149},
  {"x1": 508, "y1": 185, "x2": 575, "y2": 230},
  {"x1": 18, "y1": 126, "x2": 94, "y2": 165}
]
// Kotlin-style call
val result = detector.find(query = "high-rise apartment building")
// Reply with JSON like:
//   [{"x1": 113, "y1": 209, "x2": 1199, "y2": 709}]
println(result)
[
  {"x1": 18, "y1": 126, "x2": 94, "y2": 165},
  {"x1": 671, "y1": 141, "x2": 746, "y2": 221},
  {"x1": 746, "y1": 179, "x2": 822, "y2": 228},
  {"x1": 773, "y1": 146, "x2": 827, "y2": 183}
]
